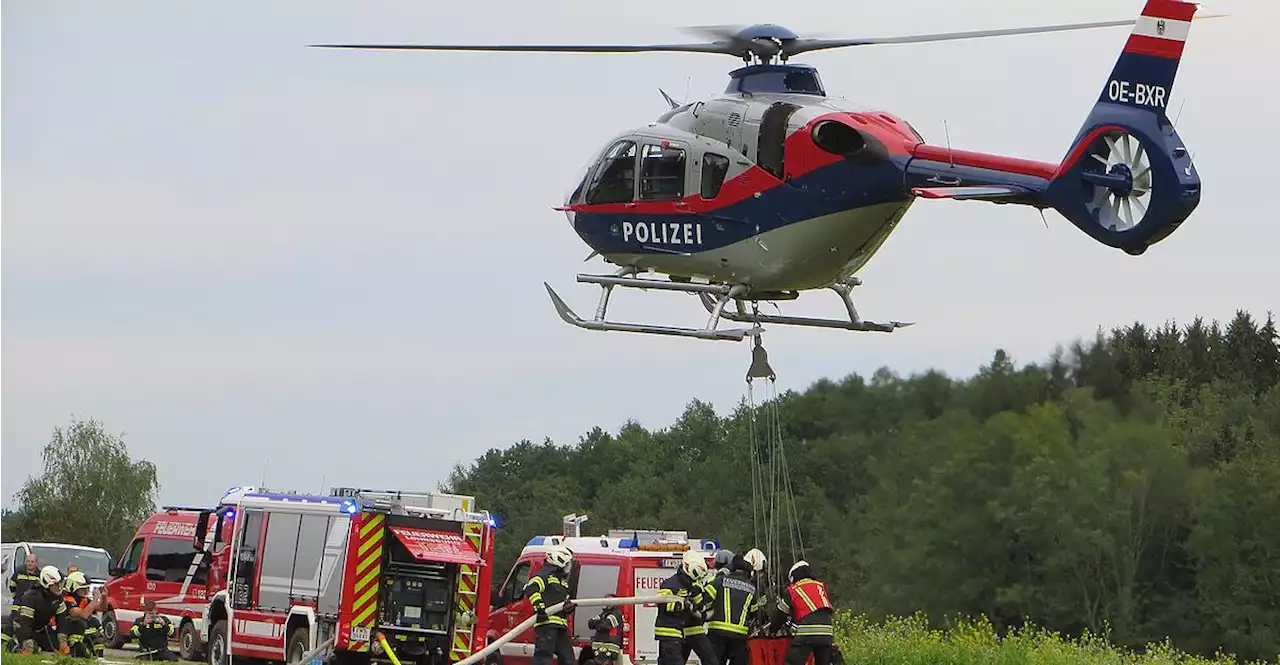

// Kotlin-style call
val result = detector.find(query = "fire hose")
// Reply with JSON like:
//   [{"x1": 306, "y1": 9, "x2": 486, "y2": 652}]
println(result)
[
  {"x1": 283, "y1": 594, "x2": 684, "y2": 665},
  {"x1": 453, "y1": 595, "x2": 683, "y2": 665}
]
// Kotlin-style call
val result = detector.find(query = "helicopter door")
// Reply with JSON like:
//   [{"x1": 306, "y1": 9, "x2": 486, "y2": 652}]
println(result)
[
  {"x1": 757, "y1": 102, "x2": 801, "y2": 180},
  {"x1": 638, "y1": 142, "x2": 689, "y2": 201}
]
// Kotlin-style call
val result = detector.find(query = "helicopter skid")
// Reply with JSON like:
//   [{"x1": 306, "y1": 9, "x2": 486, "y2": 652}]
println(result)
[
  {"x1": 545, "y1": 270, "x2": 911, "y2": 342},
  {"x1": 696, "y1": 279, "x2": 913, "y2": 333},
  {"x1": 544, "y1": 270, "x2": 762, "y2": 342}
]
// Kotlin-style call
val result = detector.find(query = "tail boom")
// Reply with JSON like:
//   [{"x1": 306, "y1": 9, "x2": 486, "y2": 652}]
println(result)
[{"x1": 905, "y1": 0, "x2": 1210, "y2": 254}]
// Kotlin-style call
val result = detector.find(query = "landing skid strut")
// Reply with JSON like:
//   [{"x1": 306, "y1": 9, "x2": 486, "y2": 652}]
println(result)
[{"x1": 544, "y1": 270, "x2": 913, "y2": 342}]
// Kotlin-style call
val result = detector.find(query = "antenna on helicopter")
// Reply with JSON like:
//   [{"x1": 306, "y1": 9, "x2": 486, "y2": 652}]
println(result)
[
  {"x1": 943, "y1": 120, "x2": 954, "y2": 168},
  {"x1": 658, "y1": 88, "x2": 681, "y2": 110}
]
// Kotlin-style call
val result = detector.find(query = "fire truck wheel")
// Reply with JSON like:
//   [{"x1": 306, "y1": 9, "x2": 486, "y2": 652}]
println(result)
[
  {"x1": 208, "y1": 620, "x2": 229, "y2": 665},
  {"x1": 287, "y1": 627, "x2": 311, "y2": 663},
  {"x1": 179, "y1": 620, "x2": 204, "y2": 661},
  {"x1": 101, "y1": 610, "x2": 126, "y2": 649}
]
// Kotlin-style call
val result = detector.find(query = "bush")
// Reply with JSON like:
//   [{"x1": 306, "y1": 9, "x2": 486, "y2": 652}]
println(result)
[{"x1": 833, "y1": 612, "x2": 1271, "y2": 665}]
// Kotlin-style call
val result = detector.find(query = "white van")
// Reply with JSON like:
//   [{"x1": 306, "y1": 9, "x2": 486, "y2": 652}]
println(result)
[{"x1": 2, "y1": 541, "x2": 113, "y2": 622}]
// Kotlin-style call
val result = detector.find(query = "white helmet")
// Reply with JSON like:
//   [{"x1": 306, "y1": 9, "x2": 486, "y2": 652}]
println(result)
[
  {"x1": 544, "y1": 546, "x2": 574, "y2": 569},
  {"x1": 681, "y1": 551, "x2": 708, "y2": 580},
  {"x1": 788, "y1": 560, "x2": 811, "y2": 583},
  {"x1": 39, "y1": 565, "x2": 62, "y2": 589},
  {"x1": 743, "y1": 549, "x2": 767, "y2": 573}
]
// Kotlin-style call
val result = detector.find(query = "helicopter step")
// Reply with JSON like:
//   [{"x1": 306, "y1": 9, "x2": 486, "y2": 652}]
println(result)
[{"x1": 544, "y1": 270, "x2": 911, "y2": 342}]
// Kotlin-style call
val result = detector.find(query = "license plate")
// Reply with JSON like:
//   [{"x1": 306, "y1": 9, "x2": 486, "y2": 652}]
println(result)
[{"x1": 351, "y1": 626, "x2": 371, "y2": 642}]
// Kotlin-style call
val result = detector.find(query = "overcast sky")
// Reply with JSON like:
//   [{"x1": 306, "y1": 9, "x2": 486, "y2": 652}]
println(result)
[{"x1": 3, "y1": 0, "x2": 1273, "y2": 511}]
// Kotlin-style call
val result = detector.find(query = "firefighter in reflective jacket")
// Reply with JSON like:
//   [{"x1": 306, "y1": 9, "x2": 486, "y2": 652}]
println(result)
[
  {"x1": 523, "y1": 546, "x2": 576, "y2": 665},
  {"x1": 772, "y1": 561, "x2": 835, "y2": 665},
  {"x1": 61, "y1": 571, "x2": 107, "y2": 658},
  {"x1": 704, "y1": 554, "x2": 760, "y2": 665},
  {"x1": 655, "y1": 551, "x2": 719, "y2": 665},
  {"x1": 12, "y1": 566, "x2": 70, "y2": 654},
  {"x1": 6, "y1": 553, "x2": 41, "y2": 637},
  {"x1": 586, "y1": 596, "x2": 623, "y2": 665},
  {"x1": 131, "y1": 600, "x2": 178, "y2": 661}
]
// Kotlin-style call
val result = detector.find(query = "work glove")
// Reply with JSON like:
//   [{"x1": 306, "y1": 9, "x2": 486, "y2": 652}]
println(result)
[
  {"x1": 561, "y1": 599, "x2": 575, "y2": 615},
  {"x1": 536, "y1": 611, "x2": 549, "y2": 624}
]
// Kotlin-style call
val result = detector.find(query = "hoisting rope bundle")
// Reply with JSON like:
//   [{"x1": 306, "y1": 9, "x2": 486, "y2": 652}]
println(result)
[{"x1": 743, "y1": 320, "x2": 806, "y2": 636}]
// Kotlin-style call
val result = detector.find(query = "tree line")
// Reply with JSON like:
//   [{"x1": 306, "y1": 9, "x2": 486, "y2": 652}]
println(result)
[{"x1": 445, "y1": 311, "x2": 1280, "y2": 662}]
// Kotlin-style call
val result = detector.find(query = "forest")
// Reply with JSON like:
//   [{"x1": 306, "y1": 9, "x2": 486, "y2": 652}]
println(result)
[{"x1": 446, "y1": 311, "x2": 1280, "y2": 663}]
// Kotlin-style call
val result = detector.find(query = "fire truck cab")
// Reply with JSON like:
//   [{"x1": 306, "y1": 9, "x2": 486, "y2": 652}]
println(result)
[
  {"x1": 199, "y1": 486, "x2": 498, "y2": 665},
  {"x1": 487, "y1": 515, "x2": 719, "y2": 665}
]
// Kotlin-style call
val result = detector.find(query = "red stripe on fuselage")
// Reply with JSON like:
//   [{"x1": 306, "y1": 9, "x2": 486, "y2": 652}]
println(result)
[
  {"x1": 1123, "y1": 34, "x2": 1184, "y2": 60},
  {"x1": 1053, "y1": 125, "x2": 1127, "y2": 178},
  {"x1": 1141, "y1": 0, "x2": 1196, "y2": 22},
  {"x1": 567, "y1": 111, "x2": 918, "y2": 216},
  {"x1": 910, "y1": 144, "x2": 1058, "y2": 180}
]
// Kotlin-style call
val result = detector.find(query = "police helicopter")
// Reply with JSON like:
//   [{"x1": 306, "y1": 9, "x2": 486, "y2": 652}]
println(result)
[{"x1": 315, "y1": 0, "x2": 1222, "y2": 342}]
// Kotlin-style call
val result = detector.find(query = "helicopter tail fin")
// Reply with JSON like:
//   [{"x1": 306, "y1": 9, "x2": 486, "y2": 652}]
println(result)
[{"x1": 1041, "y1": 0, "x2": 1217, "y2": 254}]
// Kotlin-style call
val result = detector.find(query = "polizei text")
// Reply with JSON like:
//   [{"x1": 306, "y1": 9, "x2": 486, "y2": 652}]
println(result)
[{"x1": 622, "y1": 220, "x2": 704, "y2": 245}]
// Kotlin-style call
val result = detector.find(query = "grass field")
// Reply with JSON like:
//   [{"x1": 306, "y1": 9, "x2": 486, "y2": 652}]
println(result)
[
  {"x1": 834, "y1": 612, "x2": 1274, "y2": 665},
  {"x1": 2, "y1": 614, "x2": 1273, "y2": 665}
]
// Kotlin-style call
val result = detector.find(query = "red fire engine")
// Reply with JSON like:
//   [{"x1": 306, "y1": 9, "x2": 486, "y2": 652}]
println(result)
[
  {"x1": 104, "y1": 486, "x2": 497, "y2": 665},
  {"x1": 486, "y1": 515, "x2": 720, "y2": 665}
]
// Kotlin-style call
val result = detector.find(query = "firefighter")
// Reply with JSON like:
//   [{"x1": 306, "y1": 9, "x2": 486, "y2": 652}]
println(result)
[
  {"x1": 740, "y1": 549, "x2": 768, "y2": 630},
  {"x1": 6, "y1": 553, "x2": 42, "y2": 639},
  {"x1": 772, "y1": 561, "x2": 834, "y2": 665},
  {"x1": 655, "y1": 551, "x2": 718, "y2": 665},
  {"x1": 130, "y1": 600, "x2": 178, "y2": 661},
  {"x1": 586, "y1": 595, "x2": 623, "y2": 665},
  {"x1": 522, "y1": 545, "x2": 576, "y2": 665},
  {"x1": 704, "y1": 555, "x2": 760, "y2": 665},
  {"x1": 12, "y1": 565, "x2": 70, "y2": 655},
  {"x1": 707, "y1": 550, "x2": 735, "y2": 585},
  {"x1": 62, "y1": 571, "x2": 107, "y2": 658}
]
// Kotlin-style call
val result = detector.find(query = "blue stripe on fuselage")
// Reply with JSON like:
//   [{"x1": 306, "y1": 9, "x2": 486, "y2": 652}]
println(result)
[{"x1": 572, "y1": 156, "x2": 910, "y2": 255}]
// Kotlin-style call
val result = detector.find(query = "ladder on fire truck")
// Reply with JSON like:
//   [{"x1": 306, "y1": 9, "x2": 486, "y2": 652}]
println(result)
[{"x1": 743, "y1": 333, "x2": 806, "y2": 626}]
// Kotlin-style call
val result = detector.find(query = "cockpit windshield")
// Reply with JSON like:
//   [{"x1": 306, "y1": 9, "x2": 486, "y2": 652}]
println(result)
[{"x1": 584, "y1": 140, "x2": 637, "y2": 205}]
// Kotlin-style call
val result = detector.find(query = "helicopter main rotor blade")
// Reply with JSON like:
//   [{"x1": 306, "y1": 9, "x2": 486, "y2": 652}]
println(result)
[
  {"x1": 784, "y1": 13, "x2": 1228, "y2": 56},
  {"x1": 309, "y1": 42, "x2": 735, "y2": 55}
]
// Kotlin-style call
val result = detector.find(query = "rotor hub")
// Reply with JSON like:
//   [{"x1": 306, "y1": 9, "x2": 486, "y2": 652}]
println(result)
[{"x1": 1107, "y1": 162, "x2": 1134, "y2": 197}]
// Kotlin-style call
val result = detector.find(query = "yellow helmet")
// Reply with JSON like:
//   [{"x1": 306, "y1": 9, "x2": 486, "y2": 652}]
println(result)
[{"x1": 65, "y1": 571, "x2": 89, "y2": 593}]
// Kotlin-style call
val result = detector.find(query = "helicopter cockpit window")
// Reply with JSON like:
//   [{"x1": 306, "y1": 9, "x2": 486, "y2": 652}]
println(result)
[
  {"x1": 585, "y1": 140, "x2": 637, "y2": 205},
  {"x1": 783, "y1": 70, "x2": 823, "y2": 94},
  {"x1": 700, "y1": 153, "x2": 730, "y2": 199},
  {"x1": 639, "y1": 144, "x2": 686, "y2": 201}
]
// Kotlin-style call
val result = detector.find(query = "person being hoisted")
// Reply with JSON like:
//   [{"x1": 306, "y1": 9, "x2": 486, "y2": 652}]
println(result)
[
  {"x1": 771, "y1": 561, "x2": 835, "y2": 665},
  {"x1": 655, "y1": 551, "x2": 719, "y2": 665},
  {"x1": 11, "y1": 566, "x2": 70, "y2": 655},
  {"x1": 523, "y1": 546, "x2": 576, "y2": 665},
  {"x1": 586, "y1": 595, "x2": 623, "y2": 665},
  {"x1": 704, "y1": 554, "x2": 761, "y2": 665}
]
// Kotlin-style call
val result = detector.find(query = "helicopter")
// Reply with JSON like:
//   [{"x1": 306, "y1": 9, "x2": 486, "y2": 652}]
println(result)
[{"x1": 314, "y1": 0, "x2": 1222, "y2": 342}]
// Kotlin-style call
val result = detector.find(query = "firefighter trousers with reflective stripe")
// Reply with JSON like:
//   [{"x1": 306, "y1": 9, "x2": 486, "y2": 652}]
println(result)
[
  {"x1": 708, "y1": 632, "x2": 748, "y2": 665},
  {"x1": 784, "y1": 636, "x2": 833, "y2": 665},
  {"x1": 533, "y1": 625, "x2": 574, "y2": 665},
  {"x1": 657, "y1": 635, "x2": 720, "y2": 665}
]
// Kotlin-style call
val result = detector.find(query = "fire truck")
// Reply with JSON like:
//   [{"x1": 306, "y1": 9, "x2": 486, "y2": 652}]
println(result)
[
  {"x1": 486, "y1": 515, "x2": 720, "y2": 665},
  {"x1": 104, "y1": 486, "x2": 497, "y2": 665}
]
